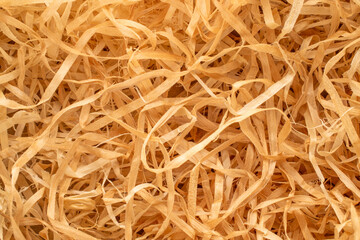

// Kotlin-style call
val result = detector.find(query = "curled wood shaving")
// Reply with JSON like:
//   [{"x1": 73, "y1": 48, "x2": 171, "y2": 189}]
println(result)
[{"x1": 1, "y1": 0, "x2": 360, "y2": 239}]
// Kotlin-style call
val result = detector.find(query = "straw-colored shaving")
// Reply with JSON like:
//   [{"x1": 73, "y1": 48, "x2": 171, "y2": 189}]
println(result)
[{"x1": 1, "y1": 0, "x2": 360, "y2": 239}]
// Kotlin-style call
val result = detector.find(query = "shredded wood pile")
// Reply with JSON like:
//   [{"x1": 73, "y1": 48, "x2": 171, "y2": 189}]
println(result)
[{"x1": 1, "y1": 0, "x2": 360, "y2": 239}]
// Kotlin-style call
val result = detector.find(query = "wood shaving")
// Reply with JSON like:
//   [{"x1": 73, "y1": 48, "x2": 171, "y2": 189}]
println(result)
[{"x1": 1, "y1": 0, "x2": 360, "y2": 239}]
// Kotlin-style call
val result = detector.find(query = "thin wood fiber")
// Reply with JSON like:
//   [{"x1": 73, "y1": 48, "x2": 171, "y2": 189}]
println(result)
[{"x1": 0, "y1": 0, "x2": 360, "y2": 239}]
